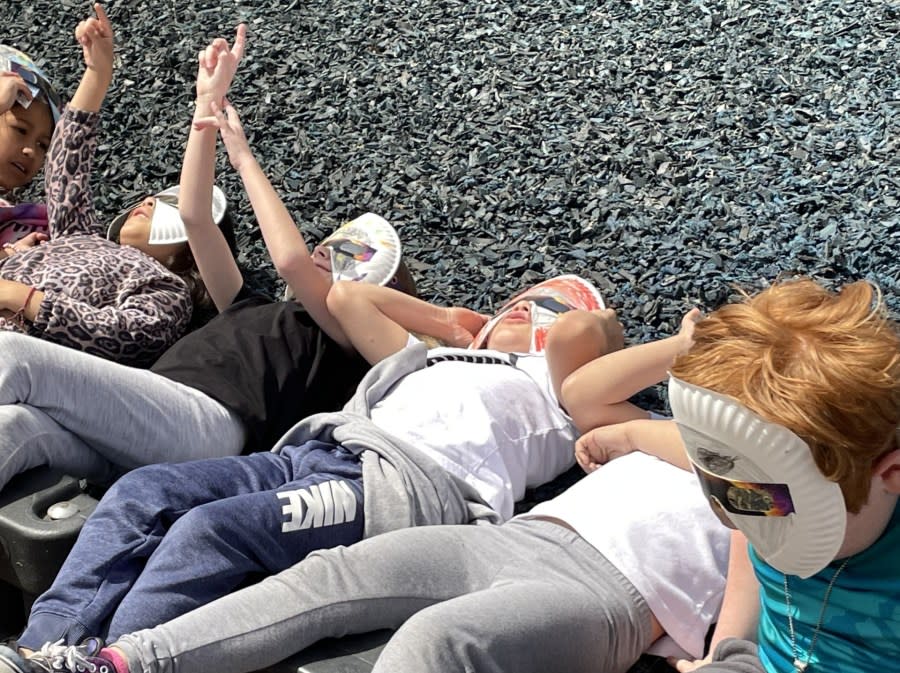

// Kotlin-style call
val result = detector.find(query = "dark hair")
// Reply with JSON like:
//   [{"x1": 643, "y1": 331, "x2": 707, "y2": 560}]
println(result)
[{"x1": 387, "y1": 259, "x2": 417, "y2": 297}]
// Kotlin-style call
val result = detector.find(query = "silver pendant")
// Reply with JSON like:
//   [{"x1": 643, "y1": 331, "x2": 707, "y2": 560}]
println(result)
[{"x1": 793, "y1": 660, "x2": 808, "y2": 673}]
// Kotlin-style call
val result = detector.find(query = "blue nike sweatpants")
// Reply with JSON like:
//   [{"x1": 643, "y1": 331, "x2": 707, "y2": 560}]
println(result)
[{"x1": 19, "y1": 440, "x2": 364, "y2": 648}]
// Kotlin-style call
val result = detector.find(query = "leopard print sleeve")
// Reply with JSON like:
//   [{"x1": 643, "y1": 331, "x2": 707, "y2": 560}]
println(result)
[
  {"x1": 44, "y1": 106, "x2": 104, "y2": 239},
  {"x1": 31, "y1": 257, "x2": 193, "y2": 367}
]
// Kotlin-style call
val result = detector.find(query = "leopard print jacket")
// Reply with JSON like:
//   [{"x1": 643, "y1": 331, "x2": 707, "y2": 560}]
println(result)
[{"x1": 0, "y1": 106, "x2": 192, "y2": 367}]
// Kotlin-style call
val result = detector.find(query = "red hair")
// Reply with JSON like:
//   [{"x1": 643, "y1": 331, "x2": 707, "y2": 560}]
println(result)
[{"x1": 671, "y1": 279, "x2": 900, "y2": 512}]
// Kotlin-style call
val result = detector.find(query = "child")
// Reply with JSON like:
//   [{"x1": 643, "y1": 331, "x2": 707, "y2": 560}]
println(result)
[
  {"x1": 0, "y1": 45, "x2": 61, "y2": 246},
  {"x1": 0, "y1": 24, "x2": 417, "y2": 491},
  {"x1": 0, "y1": 307, "x2": 729, "y2": 673},
  {"x1": 9, "y1": 270, "x2": 622, "y2": 654},
  {"x1": 0, "y1": 4, "x2": 214, "y2": 364},
  {"x1": 662, "y1": 278, "x2": 900, "y2": 673}
]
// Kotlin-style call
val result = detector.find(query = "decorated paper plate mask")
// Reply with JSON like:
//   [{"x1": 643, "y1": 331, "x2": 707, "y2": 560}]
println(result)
[
  {"x1": 470, "y1": 274, "x2": 605, "y2": 353},
  {"x1": 0, "y1": 45, "x2": 62, "y2": 123},
  {"x1": 106, "y1": 185, "x2": 229, "y2": 247},
  {"x1": 319, "y1": 212, "x2": 401, "y2": 286},
  {"x1": 668, "y1": 375, "x2": 847, "y2": 578}
]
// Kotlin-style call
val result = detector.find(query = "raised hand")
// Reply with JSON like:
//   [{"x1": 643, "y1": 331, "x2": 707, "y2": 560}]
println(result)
[
  {"x1": 196, "y1": 24, "x2": 247, "y2": 103},
  {"x1": 75, "y1": 3, "x2": 114, "y2": 80},
  {"x1": 193, "y1": 99, "x2": 254, "y2": 171},
  {"x1": 574, "y1": 423, "x2": 636, "y2": 473},
  {"x1": 0, "y1": 72, "x2": 31, "y2": 114}
]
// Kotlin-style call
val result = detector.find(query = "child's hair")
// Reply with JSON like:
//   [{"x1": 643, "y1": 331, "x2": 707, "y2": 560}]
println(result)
[
  {"x1": 671, "y1": 278, "x2": 900, "y2": 513},
  {"x1": 387, "y1": 260, "x2": 417, "y2": 297}
]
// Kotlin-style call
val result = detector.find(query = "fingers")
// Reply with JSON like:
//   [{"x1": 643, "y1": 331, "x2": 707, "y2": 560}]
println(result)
[
  {"x1": 232, "y1": 23, "x2": 248, "y2": 61},
  {"x1": 10, "y1": 76, "x2": 32, "y2": 100},
  {"x1": 93, "y1": 3, "x2": 113, "y2": 36},
  {"x1": 219, "y1": 97, "x2": 241, "y2": 124}
]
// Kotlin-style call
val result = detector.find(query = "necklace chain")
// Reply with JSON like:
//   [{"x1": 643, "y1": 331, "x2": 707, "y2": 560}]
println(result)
[{"x1": 783, "y1": 558, "x2": 850, "y2": 673}]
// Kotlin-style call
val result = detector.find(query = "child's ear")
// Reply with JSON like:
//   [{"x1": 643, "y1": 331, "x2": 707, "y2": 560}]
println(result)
[{"x1": 874, "y1": 445, "x2": 900, "y2": 495}]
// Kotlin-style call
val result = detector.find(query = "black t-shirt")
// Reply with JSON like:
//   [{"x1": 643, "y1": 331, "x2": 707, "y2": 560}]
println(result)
[{"x1": 151, "y1": 286, "x2": 370, "y2": 454}]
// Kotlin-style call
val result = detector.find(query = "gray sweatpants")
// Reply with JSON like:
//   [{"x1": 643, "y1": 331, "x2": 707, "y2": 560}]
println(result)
[
  {"x1": 0, "y1": 331, "x2": 245, "y2": 489},
  {"x1": 116, "y1": 518, "x2": 655, "y2": 673}
]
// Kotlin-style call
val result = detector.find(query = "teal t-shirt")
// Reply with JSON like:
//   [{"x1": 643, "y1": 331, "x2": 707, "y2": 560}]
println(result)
[{"x1": 752, "y1": 501, "x2": 900, "y2": 672}]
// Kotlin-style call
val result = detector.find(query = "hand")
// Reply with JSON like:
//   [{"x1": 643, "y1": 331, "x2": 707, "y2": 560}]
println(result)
[
  {"x1": 14, "y1": 232, "x2": 49, "y2": 250},
  {"x1": 444, "y1": 307, "x2": 489, "y2": 347},
  {"x1": 669, "y1": 654, "x2": 712, "y2": 672},
  {"x1": 678, "y1": 307, "x2": 702, "y2": 352},
  {"x1": 75, "y1": 3, "x2": 114, "y2": 80},
  {"x1": 194, "y1": 99, "x2": 254, "y2": 170},
  {"x1": 591, "y1": 308, "x2": 625, "y2": 352},
  {"x1": 574, "y1": 423, "x2": 636, "y2": 473},
  {"x1": 0, "y1": 72, "x2": 31, "y2": 114},
  {"x1": 195, "y1": 24, "x2": 247, "y2": 102}
]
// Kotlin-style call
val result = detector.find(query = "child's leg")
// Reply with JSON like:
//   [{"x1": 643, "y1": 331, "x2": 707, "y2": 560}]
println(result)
[
  {"x1": 0, "y1": 332, "x2": 244, "y2": 490},
  {"x1": 372, "y1": 518, "x2": 654, "y2": 673},
  {"x1": 113, "y1": 523, "x2": 507, "y2": 673},
  {"x1": 18, "y1": 451, "x2": 304, "y2": 650},
  {"x1": 106, "y1": 443, "x2": 365, "y2": 638}
]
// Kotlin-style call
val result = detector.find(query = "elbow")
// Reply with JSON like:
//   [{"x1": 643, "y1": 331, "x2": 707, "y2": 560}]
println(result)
[
  {"x1": 273, "y1": 247, "x2": 314, "y2": 280},
  {"x1": 325, "y1": 280, "x2": 355, "y2": 318}
]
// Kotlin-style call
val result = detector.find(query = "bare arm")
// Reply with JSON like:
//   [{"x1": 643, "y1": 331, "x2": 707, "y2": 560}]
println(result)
[
  {"x1": 561, "y1": 308, "x2": 700, "y2": 431},
  {"x1": 326, "y1": 281, "x2": 487, "y2": 364},
  {"x1": 178, "y1": 26, "x2": 246, "y2": 310},
  {"x1": 575, "y1": 418, "x2": 691, "y2": 472},
  {"x1": 673, "y1": 530, "x2": 760, "y2": 672},
  {"x1": 194, "y1": 100, "x2": 355, "y2": 344}
]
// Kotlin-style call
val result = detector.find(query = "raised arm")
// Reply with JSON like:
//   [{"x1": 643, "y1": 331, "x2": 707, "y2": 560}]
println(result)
[
  {"x1": 194, "y1": 100, "x2": 353, "y2": 341},
  {"x1": 45, "y1": 3, "x2": 114, "y2": 239},
  {"x1": 560, "y1": 308, "x2": 700, "y2": 432},
  {"x1": 326, "y1": 280, "x2": 487, "y2": 364},
  {"x1": 178, "y1": 25, "x2": 246, "y2": 310},
  {"x1": 70, "y1": 3, "x2": 113, "y2": 113}
]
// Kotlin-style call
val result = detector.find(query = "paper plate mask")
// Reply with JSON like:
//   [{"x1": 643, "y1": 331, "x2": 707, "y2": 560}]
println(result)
[
  {"x1": 319, "y1": 213, "x2": 401, "y2": 287},
  {"x1": 107, "y1": 185, "x2": 228, "y2": 246},
  {"x1": 0, "y1": 45, "x2": 62, "y2": 123},
  {"x1": 668, "y1": 375, "x2": 846, "y2": 578},
  {"x1": 470, "y1": 274, "x2": 605, "y2": 353}
]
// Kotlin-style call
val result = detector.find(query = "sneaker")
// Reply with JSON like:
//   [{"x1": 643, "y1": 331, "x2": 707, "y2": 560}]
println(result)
[{"x1": 8, "y1": 638, "x2": 116, "y2": 673}]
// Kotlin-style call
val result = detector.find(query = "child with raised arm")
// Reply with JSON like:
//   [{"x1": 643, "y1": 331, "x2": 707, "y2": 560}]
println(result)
[
  {"x1": 0, "y1": 304, "x2": 734, "y2": 673},
  {"x1": 6, "y1": 270, "x2": 624, "y2": 660},
  {"x1": 0, "y1": 4, "x2": 206, "y2": 362},
  {"x1": 0, "y1": 23, "x2": 415, "y2": 493}
]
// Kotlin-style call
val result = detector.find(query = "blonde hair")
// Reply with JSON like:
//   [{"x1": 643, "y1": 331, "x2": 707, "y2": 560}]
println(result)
[{"x1": 671, "y1": 278, "x2": 900, "y2": 512}]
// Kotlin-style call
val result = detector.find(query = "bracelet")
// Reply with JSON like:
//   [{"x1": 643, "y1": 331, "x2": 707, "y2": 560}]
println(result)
[{"x1": 12, "y1": 285, "x2": 37, "y2": 330}]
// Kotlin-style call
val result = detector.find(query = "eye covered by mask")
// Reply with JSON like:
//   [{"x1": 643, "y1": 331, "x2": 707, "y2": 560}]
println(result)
[
  {"x1": 668, "y1": 375, "x2": 847, "y2": 578},
  {"x1": 106, "y1": 185, "x2": 228, "y2": 247},
  {"x1": 319, "y1": 213, "x2": 401, "y2": 287},
  {"x1": 469, "y1": 274, "x2": 605, "y2": 354}
]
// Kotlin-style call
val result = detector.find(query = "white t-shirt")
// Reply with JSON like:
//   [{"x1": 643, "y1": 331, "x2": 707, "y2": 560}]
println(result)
[
  {"x1": 525, "y1": 450, "x2": 730, "y2": 659},
  {"x1": 370, "y1": 346, "x2": 577, "y2": 520}
]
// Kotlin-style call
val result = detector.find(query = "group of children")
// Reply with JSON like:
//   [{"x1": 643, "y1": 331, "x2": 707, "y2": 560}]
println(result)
[{"x1": 0, "y1": 4, "x2": 897, "y2": 673}]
